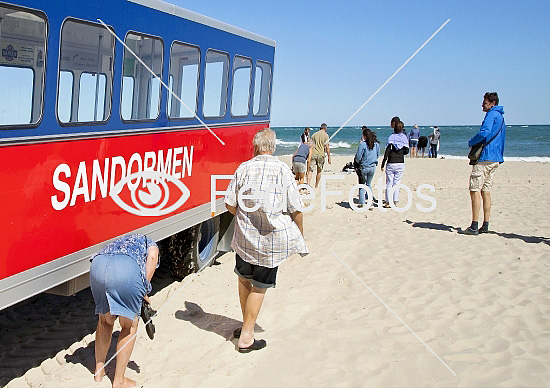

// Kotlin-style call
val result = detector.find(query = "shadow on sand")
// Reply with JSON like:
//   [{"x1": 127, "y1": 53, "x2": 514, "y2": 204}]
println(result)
[
  {"x1": 404, "y1": 219, "x2": 461, "y2": 232},
  {"x1": 0, "y1": 259, "x2": 180, "y2": 386},
  {"x1": 404, "y1": 219, "x2": 549, "y2": 245},
  {"x1": 64, "y1": 334, "x2": 141, "y2": 385},
  {"x1": 336, "y1": 201, "x2": 353, "y2": 209},
  {"x1": 175, "y1": 301, "x2": 263, "y2": 341},
  {"x1": 491, "y1": 231, "x2": 550, "y2": 245}
]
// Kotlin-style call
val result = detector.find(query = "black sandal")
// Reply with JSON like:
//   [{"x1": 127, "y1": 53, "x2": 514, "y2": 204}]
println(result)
[
  {"x1": 140, "y1": 302, "x2": 157, "y2": 340},
  {"x1": 238, "y1": 339, "x2": 267, "y2": 353},
  {"x1": 233, "y1": 327, "x2": 242, "y2": 339}
]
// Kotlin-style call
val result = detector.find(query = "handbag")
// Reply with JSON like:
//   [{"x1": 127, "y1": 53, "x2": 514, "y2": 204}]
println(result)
[
  {"x1": 468, "y1": 143, "x2": 484, "y2": 165},
  {"x1": 468, "y1": 119, "x2": 504, "y2": 165}
]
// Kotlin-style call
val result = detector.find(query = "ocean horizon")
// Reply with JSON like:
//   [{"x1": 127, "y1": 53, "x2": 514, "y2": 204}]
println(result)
[{"x1": 272, "y1": 125, "x2": 550, "y2": 163}]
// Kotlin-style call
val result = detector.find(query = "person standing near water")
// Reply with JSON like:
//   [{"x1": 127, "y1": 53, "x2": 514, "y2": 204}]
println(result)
[
  {"x1": 381, "y1": 120, "x2": 409, "y2": 207},
  {"x1": 308, "y1": 123, "x2": 331, "y2": 188},
  {"x1": 354, "y1": 127, "x2": 380, "y2": 207},
  {"x1": 300, "y1": 127, "x2": 310, "y2": 143},
  {"x1": 417, "y1": 135, "x2": 428, "y2": 158},
  {"x1": 409, "y1": 124, "x2": 420, "y2": 158},
  {"x1": 429, "y1": 127, "x2": 441, "y2": 158},
  {"x1": 463, "y1": 92, "x2": 506, "y2": 235}
]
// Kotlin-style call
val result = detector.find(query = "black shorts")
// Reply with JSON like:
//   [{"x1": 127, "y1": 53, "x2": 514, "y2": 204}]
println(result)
[{"x1": 234, "y1": 254, "x2": 278, "y2": 288}]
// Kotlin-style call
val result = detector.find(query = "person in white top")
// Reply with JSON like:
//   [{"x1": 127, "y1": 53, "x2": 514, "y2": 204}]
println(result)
[{"x1": 225, "y1": 128, "x2": 308, "y2": 353}]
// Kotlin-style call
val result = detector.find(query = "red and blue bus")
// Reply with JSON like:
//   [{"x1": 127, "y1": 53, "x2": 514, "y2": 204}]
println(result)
[{"x1": 0, "y1": 0, "x2": 275, "y2": 310}]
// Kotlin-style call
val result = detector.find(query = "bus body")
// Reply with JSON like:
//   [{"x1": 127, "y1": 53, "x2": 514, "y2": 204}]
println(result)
[{"x1": 0, "y1": 0, "x2": 275, "y2": 310}]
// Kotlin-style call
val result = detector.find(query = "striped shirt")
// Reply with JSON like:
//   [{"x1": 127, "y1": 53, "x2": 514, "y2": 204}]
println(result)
[{"x1": 224, "y1": 155, "x2": 309, "y2": 268}]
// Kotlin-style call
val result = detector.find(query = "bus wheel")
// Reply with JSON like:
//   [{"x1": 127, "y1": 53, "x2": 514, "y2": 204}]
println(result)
[
  {"x1": 167, "y1": 228, "x2": 195, "y2": 279},
  {"x1": 166, "y1": 217, "x2": 220, "y2": 279},
  {"x1": 190, "y1": 216, "x2": 220, "y2": 271}
]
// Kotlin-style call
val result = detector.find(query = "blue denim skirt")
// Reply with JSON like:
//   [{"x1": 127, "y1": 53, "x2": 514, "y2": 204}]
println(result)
[{"x1": 90, "y1": 254, "x2": 146, "y2": 320}]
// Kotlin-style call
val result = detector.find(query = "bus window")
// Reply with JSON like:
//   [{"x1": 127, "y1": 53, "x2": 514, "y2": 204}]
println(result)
[
  {"x1": 231, "y1": 56, "x2": 252, "y2": 117},
  {"x1": 78, "y1": 73, "x2": 106, "y2": 121},
  {"x1": 57, "y1": 71, "x2": 73, "y2": 122},
  {"x1": 57, "y1": 20, "x2": 115, "y2": 124},
  {"x1": 168, "y1": 42, "x2": 200, "y2": 119},
  {"x1": 121, "y1": 32, "x2": 163, "y2": 121},
  {"x1": 253, "y1": 61, "x2": 272, "y2": 116},
  {"x1": 0, "y1": 5, "x2": 47, "y2": 127},
  {"x1": 203, "y1": 50, "x2": 229, "y2": 118}
]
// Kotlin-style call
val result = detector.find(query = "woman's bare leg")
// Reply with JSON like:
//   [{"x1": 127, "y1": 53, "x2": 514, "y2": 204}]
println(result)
[
  {"x1": 95, "y1": 313, "x2": 116, "y2": 382},
  {"x1": 112, "y1": 316, "x2": 139, "y2": 388}
]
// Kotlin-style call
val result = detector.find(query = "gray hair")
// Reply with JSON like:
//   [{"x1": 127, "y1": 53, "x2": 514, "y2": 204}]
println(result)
[{"x1": 253, "y1": 128, "x2": 276, "y2": 154}]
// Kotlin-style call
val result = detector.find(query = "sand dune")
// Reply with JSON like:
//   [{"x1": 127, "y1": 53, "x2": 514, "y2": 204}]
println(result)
[{"x1": 2, "y1": 156, "x2": 549, "y2": 387}]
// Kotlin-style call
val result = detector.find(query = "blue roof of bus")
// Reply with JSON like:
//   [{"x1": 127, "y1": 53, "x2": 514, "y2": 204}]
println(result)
[{"x1": 127, "y1": 0, "x2": 276, "y2": 47}]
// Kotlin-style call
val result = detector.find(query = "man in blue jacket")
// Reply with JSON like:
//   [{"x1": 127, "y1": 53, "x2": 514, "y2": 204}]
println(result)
[{"x1": 464, "y1": 92, "x2": 506, "y2": 235}]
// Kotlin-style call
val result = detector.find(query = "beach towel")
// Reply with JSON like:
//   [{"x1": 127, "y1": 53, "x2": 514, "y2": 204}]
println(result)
[{"x1": 387, "y1": 133, "x2": 409, "y2": 150}]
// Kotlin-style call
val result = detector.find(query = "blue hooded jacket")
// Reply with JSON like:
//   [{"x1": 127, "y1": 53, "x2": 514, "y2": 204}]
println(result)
[
  {"x1": 468, "y1": 106, "x2": 506, "y2": 163},
  {"x1": 355, "y1": 140, "x2": 380, "y2": 168}
]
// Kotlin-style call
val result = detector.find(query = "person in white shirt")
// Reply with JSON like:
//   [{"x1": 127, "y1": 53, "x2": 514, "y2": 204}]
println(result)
[{"x1": 225, "y1": 128, "x2": 308, "y2": 352}]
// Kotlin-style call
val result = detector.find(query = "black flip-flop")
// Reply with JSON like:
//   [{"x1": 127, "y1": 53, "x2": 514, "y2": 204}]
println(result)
[
  {"x1": 140, "y1": 302, "x2": 156, "y2": 340},
  {"x1": 233, "y1": 327, "x2": 242, "y2": 339},
  {"x1": 238, "y1": 339, "x2": 266, "y2": 353}
]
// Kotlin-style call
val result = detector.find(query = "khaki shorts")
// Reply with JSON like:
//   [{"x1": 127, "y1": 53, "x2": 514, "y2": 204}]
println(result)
[
  {"x1": 469, "y1": 162, "x2": 499, "y2": 191},
  {"x1": 293, "y1": 161, "x2": 307, "y2": 173},
  {"x1": 310, "y1": 154, "x2": 325, "y2": 173}
]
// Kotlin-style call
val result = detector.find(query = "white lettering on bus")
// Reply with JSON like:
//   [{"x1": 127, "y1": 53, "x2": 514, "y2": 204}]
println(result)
[
  {"x1": 91, "y1": 159, "x2": 109, "y2": 201},
  {"x1": 51, "y1": 164, "x2": 71, "y2": 211},
  {"x1": 50, "y1": 146, "x2": 194, "y2": 211}
]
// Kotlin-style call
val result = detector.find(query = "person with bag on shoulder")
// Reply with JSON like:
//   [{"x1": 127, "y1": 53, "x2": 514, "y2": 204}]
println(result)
[{"x1": 463, "y1": 92, "x2": 506, "y2": 235}]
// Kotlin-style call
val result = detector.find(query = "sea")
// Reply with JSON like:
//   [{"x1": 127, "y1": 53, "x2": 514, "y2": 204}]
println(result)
[{"x1": 272, "y1": 125, "x2": 550, "y2": 163}]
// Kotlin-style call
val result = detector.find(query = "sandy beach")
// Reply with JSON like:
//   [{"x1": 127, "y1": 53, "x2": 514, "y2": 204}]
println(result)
[{"x1": 2, "y1": 155, "x2": 549, "y2": 388}]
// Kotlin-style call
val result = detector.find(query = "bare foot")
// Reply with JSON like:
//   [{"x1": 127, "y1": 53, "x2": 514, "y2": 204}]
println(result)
[
  {"x1": 113, "y1": 377, "x2": 136, "y2": 388},
  {"x1": 94, "y1": 368, "x2": 105, "y2": 383},
  {"x1": 237, "y1": 335, "x2": 254, "y2": 349}
]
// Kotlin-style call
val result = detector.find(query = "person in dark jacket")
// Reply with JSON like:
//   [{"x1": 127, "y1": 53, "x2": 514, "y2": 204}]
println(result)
[
  {"x1": 417, "y1": 136, "x2": 428, "y2": 158},
  {"x1": 300, "y1": 127, "x2": 310, "y2": 144},
  {"x1": 463, "y1": 92, "x2": 506, "y2": 235},
  {"x1": 381, "y1": 120, "x2": 409, "y2": 208}
]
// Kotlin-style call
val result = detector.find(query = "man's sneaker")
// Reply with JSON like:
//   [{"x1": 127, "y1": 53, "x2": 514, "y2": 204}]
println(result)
[
  {"x1": 462, "y1": 227, "x2": 479, "y2": 235},
  {"x1": 478, "y1": 227, "x2": 489, "y2": 234}
]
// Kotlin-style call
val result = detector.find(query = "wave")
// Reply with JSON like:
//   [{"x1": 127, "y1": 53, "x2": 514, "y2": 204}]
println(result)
[
  {"x1": 521, "y1": 125, "x2": 529, "y2": 128},
  {"x1": 276, "y1": 139, "x2": 301, "y2": 147},
  {"x1": 439, "y1": 154, "x2": 550, "y2": 163},
  {"x1": 504, "y1": 156, "x2": 550, "y2": 162},
  {"x1": 330, "y1": 141, "x2": 352, "y2": 148},
  {"x1": 276, "y1": 139, "x2": 354, "y2": 149}
]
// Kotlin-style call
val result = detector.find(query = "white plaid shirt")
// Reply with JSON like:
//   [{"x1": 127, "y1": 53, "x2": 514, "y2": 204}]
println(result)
[{"x1": 224, "y1": 155, "x2": 309, "y2": 268}]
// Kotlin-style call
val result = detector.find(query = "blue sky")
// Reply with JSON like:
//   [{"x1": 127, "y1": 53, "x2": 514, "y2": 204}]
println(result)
[{"x1": 172, "y1": 0, "x2": 549, "y2": 126}]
